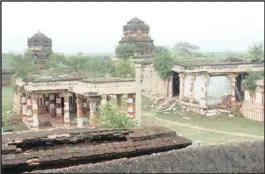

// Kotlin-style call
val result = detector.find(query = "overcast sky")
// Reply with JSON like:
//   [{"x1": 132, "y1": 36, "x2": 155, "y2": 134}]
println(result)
[{"x1": 2, "y1": 2, "x2": 264, "y2": 54}]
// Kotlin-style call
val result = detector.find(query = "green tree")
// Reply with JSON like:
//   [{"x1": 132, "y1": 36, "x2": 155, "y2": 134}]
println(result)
[
  {"x1": 248, "y1": 43, "x2": 264, "y2": 62},
  {"x1": 154, "y1": 47, "x2": 174, "y2": 79},
  {"x1": 9, "y1": 51, "x2": 39, "y2": 79},
  {"x1": 174, "y1": 41, "x2": 200, "y2": 57},
  {"x1": 244, "y1": 71, "x2": 264, "y2": 94},
  {"x1": 99, "y1": 102, "x2": 138, "y2": 129},
  {"x1": 44, "y1": 53, "x2": 66, "y2": 70},
  {"x1": 113, "y1": 58, "x2": 135, "y2": 78},
  {"x1": 115, "y1": 43, "x2": 136, "y2": 59}
]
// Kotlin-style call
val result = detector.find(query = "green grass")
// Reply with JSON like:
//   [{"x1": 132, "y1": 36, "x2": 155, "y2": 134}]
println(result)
[
  {"x1": 155, "y1": 105, "x2": 264, "y2": 136},
  {"x1": 2, "y1": 85, "x2": 28, "y2": 131}
]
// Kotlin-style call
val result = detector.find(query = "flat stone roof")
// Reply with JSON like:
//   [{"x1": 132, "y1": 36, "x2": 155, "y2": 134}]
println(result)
[
  {"x1": 81, "y1": 77, "x2": 134, "y2": 83},
  {"x1": 174, "y1": 58, "x2": 263, "y2": 68}
]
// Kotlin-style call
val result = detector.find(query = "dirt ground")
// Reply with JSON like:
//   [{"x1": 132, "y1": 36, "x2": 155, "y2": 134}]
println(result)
[{"x1": 140, "y1": 95, "x2": 264, "y2": 146}]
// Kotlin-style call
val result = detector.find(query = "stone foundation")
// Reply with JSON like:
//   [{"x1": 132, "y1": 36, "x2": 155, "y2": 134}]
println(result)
[
  {"x1": 2, "y1": 126, "x2": 192, "y2": 174},
  {"x1": 240, "y1": 103, "x2": 264, "y2": 122}
]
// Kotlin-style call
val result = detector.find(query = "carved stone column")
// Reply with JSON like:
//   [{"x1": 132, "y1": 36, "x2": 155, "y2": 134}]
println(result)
[
  {"x1": 49, "y1": 94, "x2": 56, "y2": 118},
  {"x1": 101, "y1": 95, "x2": 108, "y2": 105},
  {"x1": 22, "y1": 93, "x2": 27, "y2": 122},
  {"x1": 230, "y1": 74, "x2": 237, "y2": 104},
  {"x1": 26, "y1": 94, "x2": 33, "y2": 126},
  {"x1": 127, "y1": 94, "x2": 135, "y2": 119},
  {"x1": 179, "y1": 73, "x2": 185, "y2": 101},
  {"x1": 62, "y1": 92, "x2": 71, "y2": 128},
  {"x1": 135, "y1": 63, "x2": 142, "y2": 125},
  {"x1": 76, "y1": 95, "x2": 84, "y2": 128},
  {"x1": 31, "y1": 94, "x2": 39, "y2": 130},
  {"x1": 83, "y1": 98, "x2": 88, "y2": 117},
  {"x1": 116, "y1": 94, "x2": 123, "y2": 109},
  {"x1": 200, "y1": 74, "x2": 209, "y2": 108},
  {"x1": 56, "y1": 94, "x2": 63, "y2": 121},
  {"x1": 189, "y1": 75, "x2": 195, "y2": 103},
  {"x1": 89, "y1": 97, "x2": 99, "y2": 127}
]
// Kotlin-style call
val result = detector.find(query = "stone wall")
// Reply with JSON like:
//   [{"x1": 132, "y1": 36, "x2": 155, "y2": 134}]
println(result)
[
  {"x1": 240, "y1": 80, "x2": 264, "y2": 122},
  {"x1": 183, "y1": 75, "x2": 232, "y2": 105},
  {"x1": 140, "y1": 64, "x2": 173, "y2": 97},
  {"x1": 12, "y1": 87, "x2": 21, "y2": 115}
]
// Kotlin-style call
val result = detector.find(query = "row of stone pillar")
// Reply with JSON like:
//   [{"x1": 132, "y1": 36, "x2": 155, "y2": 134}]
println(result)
[
  {"x1": 21, "y1": 92, "x2": 137, "y2": 129},
  {"x1": 179, "y1": 73, "x2": 238, "y2": 107}
]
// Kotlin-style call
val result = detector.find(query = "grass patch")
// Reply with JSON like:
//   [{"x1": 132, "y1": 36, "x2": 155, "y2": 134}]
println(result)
[
  {"x1": 155, "y1": 107, "x2": 264, "y2": 136},
  {"x1": 2, "y1": 85, "x2": 28, "y2": 131}
]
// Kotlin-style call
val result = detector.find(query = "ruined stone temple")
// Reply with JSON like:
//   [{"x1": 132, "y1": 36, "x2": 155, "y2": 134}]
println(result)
[
  {"x1": 12, "y1": 64, "x2": 142, "y2": 130},
  {"x1": 140, "y1": 57, "x2": 264, "y2": 119},
  {"x1": 27, "y1": 30, "x2": 53, "y2": 67},
  {"x1": 119, "y1": 17, "x2": 156, "y2": 59}
]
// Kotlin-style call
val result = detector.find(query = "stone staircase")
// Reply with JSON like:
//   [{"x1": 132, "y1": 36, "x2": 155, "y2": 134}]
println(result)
[{"x1": 152, "y1": 97, "x2": 178, "y2": 112}]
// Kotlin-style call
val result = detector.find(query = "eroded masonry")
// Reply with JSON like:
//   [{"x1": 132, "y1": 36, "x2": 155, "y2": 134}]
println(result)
[
  {"x1": 2, "y1": 126, "x2": 192, "y2": 174},
  {"x1": 12, "y1": 64, "x2": 142, "y2": 130}
]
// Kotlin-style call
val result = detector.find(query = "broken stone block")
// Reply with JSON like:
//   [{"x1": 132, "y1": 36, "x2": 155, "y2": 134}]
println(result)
[{"x1": 228, "y1": 114, "x2": 235, "y2": 118}]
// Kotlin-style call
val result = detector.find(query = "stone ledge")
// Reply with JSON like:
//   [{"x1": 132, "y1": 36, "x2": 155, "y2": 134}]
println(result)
[{"x1": 2, "y1": 126, "x2": 192, "y2": 173}]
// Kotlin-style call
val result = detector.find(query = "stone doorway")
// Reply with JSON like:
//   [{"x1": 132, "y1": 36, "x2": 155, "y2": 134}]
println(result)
[{"x1": 172, "y1": 72, "x2": 180, "y2": 96}]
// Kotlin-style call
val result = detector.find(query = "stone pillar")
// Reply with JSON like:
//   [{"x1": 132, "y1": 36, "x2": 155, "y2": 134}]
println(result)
[
  {"x1": 83, "y1": 98, "x2": 88, "y2": 117},
  {"x1": 231, "y1": 74, "x2": 237, "y2": 104},
  {"x1": 189, "y1": 75, "x2": 195, "y2": 103},
  {"x1": 107, "y1": 95, "x2": 111, "y2": 101},
  {"x1": 62, "y1": 92, "x2": 71, "y2": 127},
  {"x1": 56, "y1": 94, "x2": 63, "y2": 121},
  {"x1": 135, "y1": 63, "x2": 142, "y2": 125},
  {"x1": 18, "y1": 88, "x2": 23, "y2": 117},
  {"x1": 200, "y1": 74, "x2": 209, "y2": 108},
  {"x1": 116, "y1": 94, "x2": 123, "y2": 109},
  {"x1": 22, "y1": 94, "x2": 27, "y2": 122},
  {"x1": 179, "y1": 73, "x2": 185, "y2": 101},
  {"x1": 26, "y1": 94, "x2": 33, "y2": 127},
  {"x1": 76, "y1": 95, "x2": 84, "y2": 128},
  {"x1": 49, "y1": 94, "x2": 56, "y2": 118},
  {"x1": 101, "y1": 95, "x2": 108, "y2": 105},
  {"x1": 44, "y1": 94, "x2": 50, "y2": 112},
  {"x1": 31, "y1": 94, "x2": 39, "y2": 130},
  {"x1": 89, "y1": 96, "x2": 99, "y2": 127},
  {"x1": 127, "y1": 94, "x2": 135, "y2": 119}
]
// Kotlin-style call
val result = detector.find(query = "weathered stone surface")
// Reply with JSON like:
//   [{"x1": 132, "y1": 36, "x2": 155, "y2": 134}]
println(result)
[{"x1": 2, "y1": 126, "x2": 192, "y2": 174}]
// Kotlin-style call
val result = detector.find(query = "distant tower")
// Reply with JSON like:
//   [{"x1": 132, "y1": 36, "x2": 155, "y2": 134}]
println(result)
[
  {"x1": 119, "y1": 17, "x2": 156, "y2": 58},
  {"x1": 27, "y1": 30, "x2": 53, "y2": 67}
]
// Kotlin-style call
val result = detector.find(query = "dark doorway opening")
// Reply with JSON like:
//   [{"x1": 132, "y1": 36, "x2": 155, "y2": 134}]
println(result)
[
  {"x1": 61, "y1": 97, "x2": 64, "y2": 116},
  {"x1": 173, "y1": 72, "x2": 180, "y2": 96},
  {"x1": 235, "y1": 72, "x2": 245, "y2": 101}
]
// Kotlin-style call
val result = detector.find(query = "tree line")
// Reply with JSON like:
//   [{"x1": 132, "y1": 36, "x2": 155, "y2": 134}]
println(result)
[{"x1": 5, "y1": 51, "x2": 135, "y2": 80}]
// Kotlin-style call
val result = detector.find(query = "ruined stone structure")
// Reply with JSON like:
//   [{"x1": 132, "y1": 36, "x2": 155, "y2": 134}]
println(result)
[
  {"x1": 2, "y1": 68, "x2": 15, "y2": 86},
  {"x1": 240, "y1": 79, "x2": 264, "y2": 122},
  {"x1": 2, "y1": 126, "x2": 192, "y2": 173},
  {"x1": 12, "y1": 64, "x2": 142, "y2": 130},
  {"x1": 27, "y1": 31, "x2": 53, "y2": 66},
  {"x1": 140, "y1": 58, "x2": 264, "y2": 115},
  {"x1": 119, "y1": 17, "x2": 156, "y2": 59}
]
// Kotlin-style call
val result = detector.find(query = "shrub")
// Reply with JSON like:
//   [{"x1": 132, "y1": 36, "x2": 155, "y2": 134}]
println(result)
[
  {"x1": 244, "y1": 71, "x2": 263, "y2": 94},
  {"x1": 99, "y1": 102, "x2": 138, "y2": 129}
]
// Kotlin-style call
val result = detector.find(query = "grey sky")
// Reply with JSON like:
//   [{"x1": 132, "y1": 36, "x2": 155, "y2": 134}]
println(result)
[{"x1": 2, "y1": 2, "x2": 264, "y2": 54}]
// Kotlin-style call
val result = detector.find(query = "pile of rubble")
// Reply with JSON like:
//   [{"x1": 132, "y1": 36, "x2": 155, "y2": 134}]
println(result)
[{"x1": 2, "y1": 126, "x2": 192, "y2": 174}]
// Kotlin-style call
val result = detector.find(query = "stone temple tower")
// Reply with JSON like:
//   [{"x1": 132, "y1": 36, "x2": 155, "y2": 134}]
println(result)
[
  {"x1": 119, "y1": 17, "x2": 156, "y2": 59},
  {"x1": 27, "y1": 30, "x2": 53, "y2": 67}
]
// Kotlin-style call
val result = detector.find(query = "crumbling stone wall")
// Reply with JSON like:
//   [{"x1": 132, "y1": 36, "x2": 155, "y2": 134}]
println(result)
[
  {"x1": 36, "y1": 140, "x2": 264, "y2": 173},
  {"x1": 2, "y1": 126, "x2": 191, "y2": 174},
  {"x1": 241, "y1": 80, "x2": 264, "y2": 122},
  {"x1": 12, "y1": 87, "x2": 22, "y2": 116}
]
